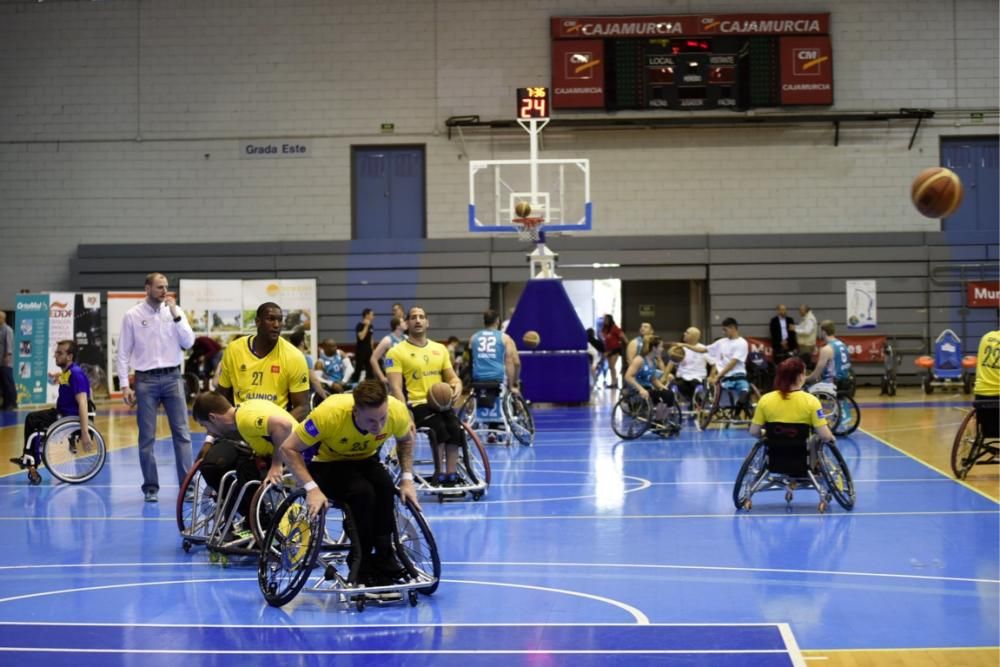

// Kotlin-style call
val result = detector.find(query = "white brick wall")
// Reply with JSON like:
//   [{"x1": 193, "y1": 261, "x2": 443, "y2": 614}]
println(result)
[{"x1": 0, "y1": 0, "x2": 997, "y2": 304}]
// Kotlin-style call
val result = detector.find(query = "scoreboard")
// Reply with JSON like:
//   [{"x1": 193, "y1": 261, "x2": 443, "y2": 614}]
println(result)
[{"x1": 551, "y1": 13, "x2": 832, "y2": 111}]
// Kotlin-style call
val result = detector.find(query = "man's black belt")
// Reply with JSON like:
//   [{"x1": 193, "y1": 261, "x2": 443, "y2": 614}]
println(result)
[{"x1": 136, "y1": 366, "x2": 180, "y2": 375}]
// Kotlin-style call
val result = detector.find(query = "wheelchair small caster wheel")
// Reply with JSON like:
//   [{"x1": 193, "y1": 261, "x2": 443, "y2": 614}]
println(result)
[
  {"x1": 209, "y1": 551, "x2": 220, "y2": 564},
  {"x1": 741, "y1": 499, "x2": 752, "y2": 511},
  {"x1": 784, "y1": 491, "x2": 793, "y2": 503},
  {"x1": 818, "y1": 500, "x2": 828, "y2": 513},
  {"x1": 355, "y1": 597, "x2": 366, "y2": 612},
  {"x1": 471, "y1": 491, "x2": 483, "y2": 501},
  {"x1": 182, "y1": 540, "x2": 192, "y2": 553},
  {"x1": 408, "y1": 590, "x2": 418, "y2": 607},
  {"x1": 27, "y1": 468, "x2": 42, "y2": 485},
  {"x1": 324, "y1": 564, "x2": 338, "y2": 581},
  {"x1": 219, "y1": 554, "x2": 229, "y2": 568}
]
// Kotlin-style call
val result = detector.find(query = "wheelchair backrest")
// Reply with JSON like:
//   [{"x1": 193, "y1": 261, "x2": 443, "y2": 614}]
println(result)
[
  {"x1": 87, "y1": 397, "x2": 97, "y2": 419},
  {"x1": 974, "y1": 400, "x2": 1000, "y2": 439},
  {"x1": 934, "y1": 329, "x2": 962, "y2": 370},
  {"x1": 763, "y1": 422, "x2": 812, "y2": 477},
  {"x1": 472, "y1": 381, "x2": 502, "y2": 409}
]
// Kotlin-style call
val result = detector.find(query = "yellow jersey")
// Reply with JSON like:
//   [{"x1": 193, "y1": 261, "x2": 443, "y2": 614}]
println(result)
[
  {"x1": 294, "y1": 393, "x2": 411, "y2": 462},
  {"x1": 752, "y1": 390, "x2": 828, "y2": 430},
  {"x1": 234, "y1": 399, "x2": 298, "y2": 457},
  {"x1": 218, "y1": 335, "x2": 310, "y2": 410},
  {"x1": 974, "y1": 330, "x2": 1000, "y2": 396},
  {"x1": 385, "y1": 339, "x2": 452, "y2": 406}
]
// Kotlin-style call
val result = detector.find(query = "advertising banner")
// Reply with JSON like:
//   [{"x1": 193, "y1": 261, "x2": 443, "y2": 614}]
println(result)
[
  {"x1": 967, "y1": 280, "x2": 1000, "y2": 308},
  {"x1": 14, "y1": 292, "x2": 106, "y2": 405},
  {"x1": 846, "y1": 280, "x2": 877, "y2": 330},
  {"x1": 180, "y1": 278, "x2": 318, "y2": 363},
  {"x1": 106, "y1": 292, "x2": 148, "y2": 398}
]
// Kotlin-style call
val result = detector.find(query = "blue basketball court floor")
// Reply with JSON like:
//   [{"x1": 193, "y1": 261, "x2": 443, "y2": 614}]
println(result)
[{"x1": 0, "y1": 395, "x2": 997, "y2": 665}]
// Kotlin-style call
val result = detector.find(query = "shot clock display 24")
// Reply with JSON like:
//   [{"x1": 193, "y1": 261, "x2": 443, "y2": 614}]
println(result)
[{"x1": 517, "y1": 87, "x2": 550, "y2": 119}]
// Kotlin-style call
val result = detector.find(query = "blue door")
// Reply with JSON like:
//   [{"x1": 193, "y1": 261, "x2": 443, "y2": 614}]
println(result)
[
  {"x1": 941, "y1": 137, "x2": 999, "y2": 239},
  {"x1": 352, "y1": 146, "x2": 426, "y2": 239}
]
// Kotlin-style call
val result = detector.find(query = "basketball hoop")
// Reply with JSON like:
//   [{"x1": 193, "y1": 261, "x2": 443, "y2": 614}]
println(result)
[{"x1": 512, "y1": 217, "x2": 543, "y2": 242}]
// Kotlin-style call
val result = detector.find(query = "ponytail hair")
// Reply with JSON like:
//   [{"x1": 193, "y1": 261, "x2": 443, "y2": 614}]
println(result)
[{"x1": 774, "y1": 357, "x2": 805, "y2": 398}]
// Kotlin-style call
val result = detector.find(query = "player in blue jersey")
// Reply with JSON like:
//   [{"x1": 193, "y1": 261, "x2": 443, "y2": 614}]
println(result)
[
  {"x1": 469, "y1": 309, "x2": 520, "y2": 391},
  {"x1": 805, "y1": 320, "x2": 853, "y2": 386},
  {"x1": 316, "y1": 338, "x2": 354, "y2": 394},
  {"x1": 370, "y1": 317, "x2": 407, "y2": 385}
]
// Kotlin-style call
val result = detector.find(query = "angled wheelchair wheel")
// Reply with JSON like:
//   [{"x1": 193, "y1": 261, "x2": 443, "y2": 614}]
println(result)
[
  {"x1": 733, "y1": 442, "x2": 766, "y2": 510},
  {"x1": 183, "y1": 372, "x2": 201, "y2": 402},
  {"x1": 817, "y1": 441, "x2": 855, "y2": 510},
  {"x1": 697, "y1": 386, "x2": 721, "y2": 431},
  {"x1": 41, "y1": 420, "x2": 107, "y2": 484},
  {"x1": 176, "y1": 458, "x2": 213, "y2": 536},
  {"x1": 459, "y1": 422, "x2": 491, "y2": 487},
  {"x1": 812, "y1": 390, "x2": 839, "y2": 431},
  {"x1": 503, "y1": 392, "x2": 535, "y2": 445},
  {"x1": 393, "y1": 496, "x2": 441, "y2": 595},
  {"x1": 457, "y1": 395, "x2": 477, "y2": 426},
  {"x1": 249, "y1": 479, "x2": 292, "y2": 546},
  {"x1": 833, "y1": 394, "x2": 861, "y2": 436},
  {"x1": 612, "y1": 393, "x2": 652, "y2": 439},
  {"x1": 258, "y1": 489, "x2": 325, "y2": 607},
  {"x1": 950, "y1": 408, "x2": 980, "y2": 479}
]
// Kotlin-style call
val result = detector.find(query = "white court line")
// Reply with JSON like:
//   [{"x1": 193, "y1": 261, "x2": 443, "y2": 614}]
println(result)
[
  {"x1": 0, "y1": 648, "x2": 796, "y2": 656},
  {"x1": 1, "y1": 509, "x2": 996, "y2": 522},
  {"x1": 0, "y1": 576, "x2": 648, "y2": 624},
  {"x1": 0, "y1": 559, "x2": 994, "y2": 586},
  {"x1": 0, "y1": 620, "x2": 794, "y2": 629},
  {"x1": 779, "y1": 622, "x2": 808, "y2": 667}
]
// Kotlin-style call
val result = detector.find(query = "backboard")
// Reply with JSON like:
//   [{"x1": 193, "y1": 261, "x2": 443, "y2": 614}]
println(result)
[{"x1": 468, "y1": 157, "x2": 592, "y2": 234}]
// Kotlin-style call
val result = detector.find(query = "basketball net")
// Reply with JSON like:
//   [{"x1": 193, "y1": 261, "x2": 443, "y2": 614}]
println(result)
[{"x1": 512, "y1": 217, "x2": 543, "y2": 243}]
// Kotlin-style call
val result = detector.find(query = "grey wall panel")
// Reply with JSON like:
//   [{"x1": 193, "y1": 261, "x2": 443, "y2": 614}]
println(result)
[
  {"x1": 317, "y1": 283, "x2": 487, "y2": 301},
  {"x1": 708, "y1": 232, "x2": 927, "y2": 249},
  {"x1": 710, "y1": 247, "x2": 927, "y2": 264},
  {"x1": 710, "y1": 262, "x2": 929, "y2": 280},
  {"x1": 279, "y1": 267, "x2": 491, "y2": 285},
  {"x1": 928, "y1": 246, "x2": 990, "y2": 261},
  {"x1": 712, "y1": 292, "x2": 929, "y2": 311},
  {"x1": 710, "y1": 277, "x2": 930, "y2": 295}
]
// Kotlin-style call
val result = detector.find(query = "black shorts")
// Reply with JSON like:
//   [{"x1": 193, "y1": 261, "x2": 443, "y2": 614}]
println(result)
[{"x1": 412, "y1": 403, "x2": 465, "y2": 447}]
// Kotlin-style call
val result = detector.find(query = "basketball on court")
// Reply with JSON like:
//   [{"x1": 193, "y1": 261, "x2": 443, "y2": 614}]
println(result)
[
  {"x1": 426, "y1": 382, "x2": 454, "y2": 412},
  {"x1": 911, "y1": 167, "x2": 963, "y2": 219},
  {"x1": 668, "y1": 345, "x2": 685, "y2": 363},
  {"x1": 522, "y1": 330, "x2": 541, "y2": 348},
  {"x1": 514, "y1": 201, "x2": 532, "y2": 218}
]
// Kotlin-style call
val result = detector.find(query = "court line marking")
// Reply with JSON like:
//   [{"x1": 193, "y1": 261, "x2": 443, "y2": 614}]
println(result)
[
  {"x1": 0, "y1": 576, "x2": 649, "y2": 624},
  {"x1": 0, "y1": 620, "x2": 796, "y2": 628},
  {"x1": 0, "y1": 559, "x2": 994, "y2": 586},
  {"x1": 442, "y1": 561, "x2": 1000, "y2": 586},
  {"x1": 859, "y1": 427, "x2": 999, "y2": 504},
  {"x1": 0, "y1": 649, "x2": 798, "y2": 655},
  {"x1": 0, "y1": 509, "x2": 995, "y2": 522},
  {"x1": 778, "y1": 622, "x2": 808, "y2": 667}
]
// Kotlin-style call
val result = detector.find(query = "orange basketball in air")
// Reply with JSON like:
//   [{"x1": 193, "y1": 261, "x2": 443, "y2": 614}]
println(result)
[
  {"x1": 514, "y1": 201, "x2": 532, "y2": 218},
  {"x1": 911, "y1": 167, "x2": 963, "y2": 219},
  {"x1": 522, "y1": 330, "x2": 541, "y2": 349}
]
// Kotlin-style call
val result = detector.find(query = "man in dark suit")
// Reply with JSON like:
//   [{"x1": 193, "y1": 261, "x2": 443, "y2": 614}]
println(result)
[{"x1": 769, "y1": 304, "x2": 798, "y2": 363}]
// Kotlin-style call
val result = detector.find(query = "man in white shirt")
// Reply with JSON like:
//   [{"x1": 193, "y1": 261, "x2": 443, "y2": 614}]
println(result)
[
  {"x1": 796, "y1": 304, "x2": 818, "y2": 368},
  {"x1": 117, "y1": 273, "x2": 195, "y2": 502},
  {"x1": 682, "y1": 317, "x2": 750, "y2": 394},
  {"x1": 667, "y1": 327, "x2": 709, "y2": 402}
]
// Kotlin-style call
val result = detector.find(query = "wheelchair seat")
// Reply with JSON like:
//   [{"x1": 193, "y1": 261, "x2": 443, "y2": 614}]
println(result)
[
  {"x1": 975, "y1": 399, "x2": 1000, "y2": 439},
  {"x1": 763, "y1": 422, "x2": 812, "y2": 478}
]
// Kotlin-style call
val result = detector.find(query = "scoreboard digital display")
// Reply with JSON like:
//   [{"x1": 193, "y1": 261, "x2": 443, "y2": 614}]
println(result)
[
  {"x1": 551, "y1": 13, "x2": 832, "y2": 112},
  {"x1": 517, "y1": 87, "x2": 550, "y2": 119}
]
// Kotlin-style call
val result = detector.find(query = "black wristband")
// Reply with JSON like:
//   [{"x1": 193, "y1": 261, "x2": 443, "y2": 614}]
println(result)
[{"x1": 173, "y1": 316, "x2": 182, "y2": 323}]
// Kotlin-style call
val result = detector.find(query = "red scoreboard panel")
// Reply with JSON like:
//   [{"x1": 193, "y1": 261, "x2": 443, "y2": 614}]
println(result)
[{"x1": 551, "y1": 13, "x2": 832, "y2": 111}]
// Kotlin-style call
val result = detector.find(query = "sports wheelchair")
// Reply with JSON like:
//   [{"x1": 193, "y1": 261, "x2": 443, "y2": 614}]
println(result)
[
  {"x1": 733, "y1": 422, "x2": 855, "y2": 513},
  {"x1": 459, "y1": 381, "x2": 535, "y2": 446},
  {"x1": 258, "y1": 488, "x2": 440, "y2": 610},
  {"x1": 697, "y1": 377, "x2": 759, "y2": 431},
  {"x1": 669, "y1": 378, "x2": 708, "y2": 422},
  {"x1": 176, "y1": 452, "x2": 291, "y2": 563},
  {"x1": 808, "y1": 382, "x2": 861, "y2": 436},
  {"x1": 611, "y1": 387, "x2": 683, "y2": 440},
  {"x1": 385, "y1": 421, "x2": 490, "y2": 501},
  {"x1": 14, "y1": 400, "x2": 107, "y2": 485},
  {"x1": 951, "y1": 399, "x2": 999, "y2": 479}
]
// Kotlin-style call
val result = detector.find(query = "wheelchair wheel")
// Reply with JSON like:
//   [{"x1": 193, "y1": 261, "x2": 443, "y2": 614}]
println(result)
[
  {"x1": 249, "y1": 479, "x2": 292, "y2": 546},
  {"x1": 175, "y1": 458, "x2": 215, "y2": 539},
  {"x1": 612, "y1": 393, "x2": 652, "y2": 439},
  {"x1": 950, "y1": 408, "x2": 993, "y2": 479},
  {"x1": 183, "y1": 372, "x2": 201, "y2": 402},
  {"x1": 813, "y1": 390, "x2": 840, "y2": 431},
  {"x1": 833, "y1": 394, "x2": 861, "y2": 436},
  {"x1": 697, "y1": 386, "x2": 720, "y2": 431},
  {"x1": 732, "y1": 441, "x2": 766, "y2": 510},
  {"x1": 41, "y1": 420, "x2": 107, "y2": 484},
  {"x1": 258, "y1": 489, "x2": 325, "y2": 607},
  {"x1": 459, "y1": 423, "x2": 491, "y2": 487},
  {"x1": 393, "y1": 496, "x2": 441, "y2": 595},
  {"x1": 457, "y1": 395, "x2": 476, "y2": 426},
  {"x1": 817, "y1": 441, "x2": 855, "y2": 510},
  {"x1": 503, "y1": 392, "x2": 535, "y2": 446}
]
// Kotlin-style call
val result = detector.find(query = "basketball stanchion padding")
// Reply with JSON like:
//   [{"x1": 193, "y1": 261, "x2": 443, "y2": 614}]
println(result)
[{"x1": 911, "y1": 167, "x2": 963, "y2": 218}]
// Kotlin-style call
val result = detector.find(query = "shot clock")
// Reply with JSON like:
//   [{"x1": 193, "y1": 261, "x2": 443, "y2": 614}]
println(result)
[{"x1": 517, "y1": 87, "x2": 550, "y2": 120}]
